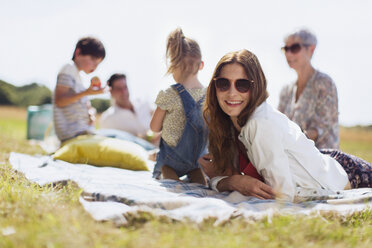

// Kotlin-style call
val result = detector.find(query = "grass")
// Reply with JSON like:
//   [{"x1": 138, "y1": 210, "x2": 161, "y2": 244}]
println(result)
[
  {"x1": 0, "y1": 106, "x2": 372, "y2": 247},
  {"x1": 340, "y1": 126, "x2": 372, "y2": 162}
]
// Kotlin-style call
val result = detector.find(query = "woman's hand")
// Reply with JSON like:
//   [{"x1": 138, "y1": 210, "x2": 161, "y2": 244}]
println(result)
[
  {"x1": 304, "y1": 128, "x2": 318, "y2": 142},
  {"x1": 198, "y1": 154, "x2": 218, "y2": 178},
  {"x1": 199, "y1": 154, "x2": 275, "y2": 199},
  {"x1": 219, "y1": 175, "x2": 276, "y2": 200},
  {"x1": 198, "y1": 154, "x2": 237, "y2": 179}
]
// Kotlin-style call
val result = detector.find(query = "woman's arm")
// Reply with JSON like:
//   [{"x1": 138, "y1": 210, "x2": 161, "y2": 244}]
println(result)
[
  {"x1": 278, "y1": 85, "x2": 290, "y2": 114},
  {"x1": 217, "y1": 175, "x2": 275, "y2": 199},
  {"x1": 198, "y1": 154, "x2": 237, "y2": 178},
  {"x1": 304, "y1": 128, "x2": 318, "y2": 141},
  {"x1": 308, "y1": 78, "x2": 338, "y2": 146},
  {"x1": 150, "y1": 107, "x2": 166, "y2": 132},
  {"x1": 199, "y1": 154, "x2": 275, "y2": 200},
  {"x1": 244, "y1": 118, "x2": 295, "y2": 201}
]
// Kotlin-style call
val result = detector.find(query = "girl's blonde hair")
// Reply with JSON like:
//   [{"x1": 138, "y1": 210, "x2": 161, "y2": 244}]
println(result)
[
  {"x1": 203, "y1": 49, "x2": 269, "y2": 172},
  {"x1": 166, "y1": 28, "x2": 201, "y2": 81}
]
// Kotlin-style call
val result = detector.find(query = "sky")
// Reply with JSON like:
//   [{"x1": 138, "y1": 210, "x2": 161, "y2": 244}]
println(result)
[{"x1": 0, "y1": 0, "x2": 371, "y2": 126}]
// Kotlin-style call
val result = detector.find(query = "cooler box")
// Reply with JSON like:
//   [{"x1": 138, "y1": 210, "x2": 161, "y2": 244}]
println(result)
[{"x1": 27, "y1": 104, "x2": 53, "y2": 140}]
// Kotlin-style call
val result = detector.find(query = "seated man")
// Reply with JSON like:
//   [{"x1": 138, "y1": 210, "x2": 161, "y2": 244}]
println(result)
[{"x1": 99, "y1": 73, "x2": 159, "y2": 146}]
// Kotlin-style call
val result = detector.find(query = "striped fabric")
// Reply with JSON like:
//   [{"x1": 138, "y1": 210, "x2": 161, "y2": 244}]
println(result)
[{"x1": 53, "y1": 63, "x2": 93, "y2": 141}]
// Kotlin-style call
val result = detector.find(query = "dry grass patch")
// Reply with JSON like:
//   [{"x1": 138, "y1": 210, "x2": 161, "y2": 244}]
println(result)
[
  {"x1": 0, "y1": 106, "x2": 27, "y2": 120},
  {"x1": 340, "y1": 126, "x2": 372, "y2": 143},
  {"x1": 340, "y1": 126, "x2": 372, "y2": 162}
]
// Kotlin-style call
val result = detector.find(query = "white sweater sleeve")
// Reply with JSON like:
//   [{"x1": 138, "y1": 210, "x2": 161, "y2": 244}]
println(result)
[{"x1": 243, "y1": 118, "x2": 295, "y2": 201}]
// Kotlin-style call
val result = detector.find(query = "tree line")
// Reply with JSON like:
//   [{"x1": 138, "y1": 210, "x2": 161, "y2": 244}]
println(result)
[{"x1": 0, "y1": 79, "x2": 110, "y2": 113}]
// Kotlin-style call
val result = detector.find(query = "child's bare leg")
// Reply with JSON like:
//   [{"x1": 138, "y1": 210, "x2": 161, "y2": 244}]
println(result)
[
  {"x1": 188, "y1": 168, "x2": 207, "y2": 185},
  {"x1": 161, "y1": 165, "x2": 180, "y2": 181}
]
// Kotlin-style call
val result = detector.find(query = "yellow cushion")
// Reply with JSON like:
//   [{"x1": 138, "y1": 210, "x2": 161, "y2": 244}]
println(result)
[{"x1": 53, "y1": 135, "x2": 149, "y2": 171}]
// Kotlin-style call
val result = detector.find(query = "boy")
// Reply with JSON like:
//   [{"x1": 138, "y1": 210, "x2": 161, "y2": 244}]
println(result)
[{"x1": 53, "y1": 37, "x2": 105, "y2": 142}]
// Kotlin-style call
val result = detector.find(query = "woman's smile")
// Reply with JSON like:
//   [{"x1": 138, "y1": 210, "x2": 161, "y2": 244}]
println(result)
[
  {"x1": 225, "y1": 100, "x2": 243, "y2": 106},
  {"x1": 225, "y1": 100, "x2": 244, "y2": 108}
]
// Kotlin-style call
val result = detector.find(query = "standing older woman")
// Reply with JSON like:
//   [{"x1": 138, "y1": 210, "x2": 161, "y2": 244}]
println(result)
[
  {"x1": 278, "y1": 29, "x2": 339, "y2": 149},
  {"x1": 201, "y1": 49, "x2": 371, "y2": 202}
]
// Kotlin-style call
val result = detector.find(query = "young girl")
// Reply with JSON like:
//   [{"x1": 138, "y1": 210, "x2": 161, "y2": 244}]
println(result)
[
  {"x1": 150, "y1": 28, "x2": 208, "y2": 184},
  {"x1": 201, "y1": 49, "x2": 371, "y2": 202}
]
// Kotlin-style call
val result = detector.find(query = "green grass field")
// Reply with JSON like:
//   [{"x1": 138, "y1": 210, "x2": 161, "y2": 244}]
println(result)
[{"x1": 0, "y1": 106, "x2": 371, "y2": 248}]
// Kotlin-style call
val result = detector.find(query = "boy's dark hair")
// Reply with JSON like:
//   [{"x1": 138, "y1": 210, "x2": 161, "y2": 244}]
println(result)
[
  {"x1": 107, "y1": 73, "x2": 126, "y2": 87},
  {"x1": 72, "y1": 37, "x2": 106, "y2": 60}
]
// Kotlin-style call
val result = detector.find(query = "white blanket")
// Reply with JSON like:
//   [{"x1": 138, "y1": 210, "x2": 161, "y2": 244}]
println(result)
[{"x1": 9, "y1": 152, "x2": 372, "y2": 225}]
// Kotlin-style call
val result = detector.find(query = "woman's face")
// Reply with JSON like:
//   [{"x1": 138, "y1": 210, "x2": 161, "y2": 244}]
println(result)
[
  {"x1": 284, "y1": 36, "x2": 313, "y2": 71},
  {"x1": 216, "y1": 63, "x2": 250, "y2": 121}
]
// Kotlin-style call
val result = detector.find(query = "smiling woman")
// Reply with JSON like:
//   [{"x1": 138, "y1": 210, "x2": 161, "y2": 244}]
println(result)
[
  {"x1": 201, "y1": 49, "x2": 372, "y2": 202},
  {"x1": 214, "y1": 64, "x2": 252, "y2": 123}
]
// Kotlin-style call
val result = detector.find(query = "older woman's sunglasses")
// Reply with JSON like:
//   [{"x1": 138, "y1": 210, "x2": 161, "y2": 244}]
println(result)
[
  {"x1": 281, "y1": 43, "x2": 309, "y2": 54},
  {"x1": 214, "y1": 78, "x2": 253, "y2": 93}
]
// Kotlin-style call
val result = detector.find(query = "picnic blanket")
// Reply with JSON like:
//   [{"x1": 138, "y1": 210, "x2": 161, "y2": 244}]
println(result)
[{"x1": 8, "y1": 152, "x2": 372, "y2": 225}]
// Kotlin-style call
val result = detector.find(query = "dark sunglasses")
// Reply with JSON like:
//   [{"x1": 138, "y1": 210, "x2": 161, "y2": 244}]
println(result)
[
  {"x1": 281, "y1": 43, "x2": 310, "y2": 54},
  {"x1": 214, "y1": 78, "x2": 253, "y2": 93}
]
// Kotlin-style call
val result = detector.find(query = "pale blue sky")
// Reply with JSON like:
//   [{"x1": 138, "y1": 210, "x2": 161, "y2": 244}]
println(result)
[{"x1": 1, "y1": 0, "x2": 371, "y2": 125}]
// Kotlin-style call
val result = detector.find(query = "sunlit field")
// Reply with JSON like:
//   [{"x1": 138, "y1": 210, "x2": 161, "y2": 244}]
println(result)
[{"x1": 0, "y1": 106, "x2": 371, "y2": 248}]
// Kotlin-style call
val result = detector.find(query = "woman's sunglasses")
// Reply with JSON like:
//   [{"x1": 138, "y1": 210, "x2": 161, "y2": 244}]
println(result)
[
  {"x1": 214, "y1": 78, "x2": 253, "y2": 93},
  {"x1": 281, "y1": 43, "x2": 310, "y2": 54}
]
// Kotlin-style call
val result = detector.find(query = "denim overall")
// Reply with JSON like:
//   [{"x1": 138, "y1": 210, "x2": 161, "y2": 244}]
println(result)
[{"x1": 153, "y1": 83, "x2": 208, "y2": 179}]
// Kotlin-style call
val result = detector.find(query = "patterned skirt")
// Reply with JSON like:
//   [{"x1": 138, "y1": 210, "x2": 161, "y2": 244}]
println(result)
[{"x1": 320, "y1": 149, "x2": 372, "y2": 188}]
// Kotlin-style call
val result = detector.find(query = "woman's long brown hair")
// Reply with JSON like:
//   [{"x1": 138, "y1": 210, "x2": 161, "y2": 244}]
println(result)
[{"x1": 203, "y1": 49, "x2": 269, "y2": 172}]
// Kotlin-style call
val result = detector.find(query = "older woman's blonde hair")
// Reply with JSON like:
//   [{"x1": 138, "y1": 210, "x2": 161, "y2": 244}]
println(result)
[{"x1": 203, "y1": 49, "x2": 269, "y2": 172}]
